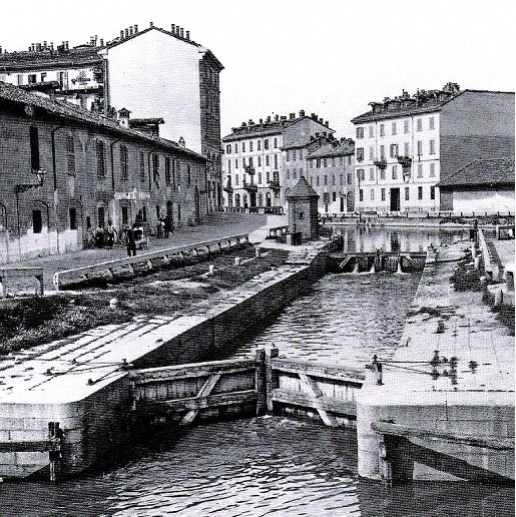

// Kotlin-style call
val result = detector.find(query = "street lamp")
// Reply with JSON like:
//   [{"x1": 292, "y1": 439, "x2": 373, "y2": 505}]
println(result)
[{"x1": 14, "y1": 168, "x2": 47, "y2": 194}]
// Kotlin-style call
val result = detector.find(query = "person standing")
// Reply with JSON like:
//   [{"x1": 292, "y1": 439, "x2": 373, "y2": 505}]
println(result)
[{"x1": 126, "y1": 225, "x2": 137, "y2": 257}]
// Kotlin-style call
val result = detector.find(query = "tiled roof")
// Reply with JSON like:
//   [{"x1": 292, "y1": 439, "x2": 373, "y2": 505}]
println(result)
[
  {"x1": 0, "y1": 82, "x2": 205, "y2": 160},
  {"x1": 437, "y1": 158, "x2": 515, "y2": 188},
  {"x1": 286, "y1": 176, "x2": 319, "y2": 198},
  {"x1": 106, "y1": 26, "x2": 201, "y2": 50},
  {"x1": 0, "y1": 47, "x2": 102, "y2": 71},
  {"x1": 307, "y1": 140, "x2": 355, "y2": 159}
]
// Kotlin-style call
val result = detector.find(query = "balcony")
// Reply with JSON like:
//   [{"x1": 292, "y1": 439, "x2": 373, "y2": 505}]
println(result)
[
  {"x1": 268, "y1": 180, "x2": 280, "y2": 192},
  {"x1": 373, "y1": 158, "x2": 387, "y2": 169},
  {"x1": 397, "y1": 155, "x2": 412, "y2": 168},
  {"x1": 223, "y1": 182, "x2": 233, "y2": 194},
  {"x1": 243, "y1": 181, "x2": 258, "y2": 193}
]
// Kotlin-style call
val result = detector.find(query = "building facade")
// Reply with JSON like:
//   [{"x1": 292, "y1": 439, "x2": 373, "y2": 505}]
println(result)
[
  {"x1": 0, "y1": 83, "x2": 207, "y2": 263},
  {"x1": 222, "y1": 111, "x2": 334, "y2": 212},
  {"x1": 304, "y1": 138, "x2": 355, "y2": 213},
  {"x1": 0, "y1": 23, "x2": 224, "y2": 210},
  {"x1": 351, "y1": 83, "x2": 515, "y2": 213}
]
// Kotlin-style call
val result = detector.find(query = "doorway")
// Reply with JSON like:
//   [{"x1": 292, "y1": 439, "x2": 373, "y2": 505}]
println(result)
[{"x1": 390, "y1": 188, "x2": 401, "y2": 211}]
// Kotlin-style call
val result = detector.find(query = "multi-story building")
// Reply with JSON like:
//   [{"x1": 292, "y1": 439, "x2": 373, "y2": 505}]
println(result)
[
  {"x1": 351, "y1": 83, "x2": 515, "y2": 213},
  {"x1": 0, "y1": 22, "x2": 224, "y2": 210},
  {"x1": 305, "y1": 138, "x2": 355, "y2": 213},
  {"x1": 222, "y1": 111, "x2": 334, "y2": 212},
  {"x1": 0, "y1": 82, "x2": 207, "y2": 263}
]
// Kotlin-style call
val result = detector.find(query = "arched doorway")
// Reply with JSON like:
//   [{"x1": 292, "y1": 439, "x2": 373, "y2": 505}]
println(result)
[{"x1": 266, "y1": 192, "x2": 272, "y2": 208}]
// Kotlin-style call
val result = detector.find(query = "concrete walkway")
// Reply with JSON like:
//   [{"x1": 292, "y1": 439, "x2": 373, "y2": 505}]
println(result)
[{"x1": 6, "y1": 213, "x2": 280, "y2": 292}]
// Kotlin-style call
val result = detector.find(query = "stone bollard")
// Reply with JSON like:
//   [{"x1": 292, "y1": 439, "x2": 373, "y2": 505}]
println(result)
[
  {"x1": 255, "y1": 247, "x2": 261, "y2": 258},
  {"x1": 235, "y1": 257, "x2": 241, "y2": 266},
  {"x1": 471, "y1": 245, "x2": 477, "y2": 259},
  {"x1": 365, "y1": 355, "x2": 383, "y2": 386},
  {"x1": 474, "y1": 256, "x2": 480, "y2": 270},
  {"x1": 208, "y1": 265, "x2": 215, "y2": 276}
]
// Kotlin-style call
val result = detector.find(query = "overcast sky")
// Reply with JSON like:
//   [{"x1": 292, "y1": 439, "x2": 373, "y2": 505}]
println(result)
[{"x1": 2, "y1": 0, "x2": 514, "y2": 139}]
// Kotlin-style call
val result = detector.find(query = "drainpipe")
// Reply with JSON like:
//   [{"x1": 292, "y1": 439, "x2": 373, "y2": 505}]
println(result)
[
  {"x1": 51, "y1": 125, "x2": 64, "y2": 254},
  {"x1": 110, "y1": 138, "x2": 121, "y2": 191}
]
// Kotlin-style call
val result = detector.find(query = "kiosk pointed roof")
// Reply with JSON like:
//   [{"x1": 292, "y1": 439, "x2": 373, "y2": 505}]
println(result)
[{"x1": 287, "y1": 176, "x2": 319, "y2": 199}]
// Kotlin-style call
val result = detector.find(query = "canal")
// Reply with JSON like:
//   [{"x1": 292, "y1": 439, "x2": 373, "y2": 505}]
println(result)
[{"x1": 1, "y1": 227, "x2": 513, "y2": 516}]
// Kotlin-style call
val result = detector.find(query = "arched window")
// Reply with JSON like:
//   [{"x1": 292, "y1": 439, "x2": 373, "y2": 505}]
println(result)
[
  {"x1": 258, "y1": 193, "x2": 264, "y2": 207},
  {"x1": 235, "y1": 194, "x2": 240, "y2": 207}
]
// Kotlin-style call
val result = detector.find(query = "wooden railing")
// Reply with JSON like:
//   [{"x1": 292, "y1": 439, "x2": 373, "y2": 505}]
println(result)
[
  {"x1": 131, "y1": 348, "x2": 365, "y2": 427},
  {"x1": 53, "y1": 234, "x2": 250, "y2": 289}
]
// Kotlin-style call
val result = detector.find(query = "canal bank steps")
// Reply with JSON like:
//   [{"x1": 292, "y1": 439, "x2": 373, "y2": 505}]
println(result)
[
  {"x1": 356, "y1": 240, "x2": 514, "y2": 484},
  {"x1": 0, "y1": 237, "x2": 332, "y2": 479}
]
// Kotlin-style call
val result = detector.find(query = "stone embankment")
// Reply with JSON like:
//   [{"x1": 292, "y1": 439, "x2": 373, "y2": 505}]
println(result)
[
  {"x1": 0, "y1": 238, "x2": 336, "y2": 479},
  {"x1": 356, "y1": 239, "x2": 514, "y2": 483}
]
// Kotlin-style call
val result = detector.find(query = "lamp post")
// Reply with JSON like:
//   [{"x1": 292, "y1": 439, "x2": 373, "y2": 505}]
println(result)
[{"x1": 15, "y1": 168, "x2": 47, "y2": 259}]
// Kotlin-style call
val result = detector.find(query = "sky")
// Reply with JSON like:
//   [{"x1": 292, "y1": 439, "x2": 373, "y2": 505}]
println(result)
[{"x1": 2, "y1": 0, "x2": 514, "y2": 139}]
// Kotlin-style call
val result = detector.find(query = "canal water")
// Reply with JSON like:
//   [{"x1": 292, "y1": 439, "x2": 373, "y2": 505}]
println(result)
[{"x1": 1, "y1": 227, "x2": 513, "y2": 516}]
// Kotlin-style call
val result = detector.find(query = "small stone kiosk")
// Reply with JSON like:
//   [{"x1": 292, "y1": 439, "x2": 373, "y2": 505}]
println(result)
[{"x1": 286, "y1": 177, "x2": 319, "y2": 245}]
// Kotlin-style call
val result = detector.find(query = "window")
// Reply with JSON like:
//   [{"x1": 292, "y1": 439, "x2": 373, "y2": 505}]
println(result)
[
  {"x1": 380, "y1": 145, "x2": 385, "y2": 159},
  {"x1": 324, "y1": 158, "x2": 327, "y2": 168},
  {"x1": 234, "y1": 143, "x2": 238, "y2": 153},
  {"x1": 430, "y1": 163, "x2": 436, "y2": 177},
  {"x1": 242, "y1": 142, "x2": 246, "y2": 153},
  {"x1": 96, "y1": 140, "x2": 105, "y2": 177},
  {"x1": 430, "y1": 186, "x2": 435, "y2": 200},
  {"x1": 369, "y1": 147, "x2": 374, "y2": 160},
  {"x1": 121, "y1": 206, "x2": 129, "y2": 226},
  {"x1": 298, "y1": 149, "x2": 303, "y2": 160},
  {"x1": 324, "y1": 175, "x2": 328, "y2": 186},
  {"x1": 235, "y1": 158, "x2": 239, "y2": 169},
  {"x1": 17, "y1": 74, "x2": 23, "y2": 85},
  {"x1": 273, "y1": 138, "x2": 278, "y2": 148},
  {"x1": 176, "y1": 161, "x2": 181, "y2": 186},
  {"x1": 369, "y1": 125, "x2": 374, "y2": 138},
  {"x1": 165, "y1": 157, "x2": 171, "y2": 185},
  {"x1": 390, "y1": 144, "x2": 398, "y2": 158},
  {"x1": 404, "y1": 142, "x2": 409, "y2": 156},
  {"x1": 417, "y1": 141, "x2": 423, "y2": 156},
  {"x1": 139, "y1": 152, "x2": 145, "y2": 182},
  {"x1": 227, "y1": 160, "x2": 232, "y2": 173},
  {"x1": 69, "y1": 208, "x2": 77, "y2": 230},
  {"x1": 429, "y1": 117, "x2": 435, "y2": 130},
  {"x1": 274, "y1": 154, "x2": 278, "y2": 169},
  {"x1": 249, "y1": 141, "x2": 253, "y2": 152},
  {"x1": 141, "y1": 206, "x2": 147, "y2": 222},
  {"x1": 405, "y1": 187, "x2": 410, "y2": 201},
  {"x1": 332, "y1": 174, "x2": 336, "y2": 185},
  {"x1": 417, "y1": 164, "x2": 423, "y2": 178},
  {"x1": 429, "y1": 139, "x2": 435, "y2": 155},
  {"x1": 286, "y1": 169, "x2": 290, "y2": 180},
  {"x1": 264, "y1": 139, "x2": 269, "y2": 150},
  {"x1": 258, "y1": 172, "x2": 262, "y2": 184},
  {"x1": 339, "y1": 174, "x2": 343, "y2": 185},
  {"x1": 356, "y1": 148, "x2": 364, "y2": 162},
  {"x1": 392, "y1": 165, "x2": 397, "y2": 180},
  {"x1": 379, "y1": 124, "x2": 385, "y2": 137},
  {"x1": 404, "y1": 120, "x2": 409, "y2": 133},
  {"x1": 33, "y1": 210, "x2": 42, "y2": 233},
  {"x1": 66, "y1": 135, "x2": 75, "y2": 176},
  {"x1": 152, "y1": 154, "x2": 160, "y2": 184},
  {"x1": 286, "y1": 150, "x2": 290, "y2": 162},
  {"x1": 370, "y1": 189, "x2": 375, "y2": 201},
  {"x1": 418, "y1": 186, "x2": 423, "y2": 200},
  {"x1": 226, "y1": 144, "x2": 231, "y2": 154},
  {"x1": 369, "y1": 168, "x2": 374, "y2": 181},
  {"x1": 235, "y1": 174, "x2": 239, "y2": 185},
  {"x1": 41, "y1": 73, "x2": 46, "y2": 82},
  {"x1": 120, "y1": 145, "x2": 128, "y2": 180},
  {"x1": 347, "y1": 173, "x2": 352, "y2": 185},
  {"x1": 356, "y1": 127, "x2": 364, "y2": 139},
  {"x1": 332, "y1": 192, "x2": 337, "y2": 202},
  {"x1": 348, "y1": 155, "x2": 352, "y2": 165},
  {"x1": 392, "y1": 122, "x2": 397, "y2": 135},
  {"x1": 98, "y1": 206, "x2": 105, "y2": 228},
  {"x1": 266, "y1": 171, "x2": 270, "y2": 182},
  {"x1": 381, "y1": 188, "x2": 386, "y2": 201},
  {"x1": 30, "y1": 126, "x2": 40, "y2": 171},
  {"x1": 28, "y1": 74, "x2": 37, "y2": 84},
  {"x1": 359, "y1": 189, "x2": 364, "y2": 202},
  {"x1": 257, "y1": 140, "x2": 261, "y2": 151},
  {"x1": 257, "y1": 156, "x2": 261, "y2": 167},
  {"x1": 265, "y1": 155, "x2": 269, "y2": 166},
  {"x1": 249, "y1": 156, "x2": 253, "y2": 167},
  {"x1": 416, "y1": 119, "x2": 422, "y2": 131},
  {"x1": 187, "y1": 164, "x2": 191, "y2": 186},
  {"x1": 316, "y1": 176, "x2": 320, "y2": 186},
  {"x1": 380, "y1": 168, "x2": 385, "y2": 180}
]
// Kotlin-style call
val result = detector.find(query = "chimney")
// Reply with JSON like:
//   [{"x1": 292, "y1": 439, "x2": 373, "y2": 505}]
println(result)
[
  {"x1": 150, "y1": 21, "x2": 154, "y2": 27},
  {"x1": 125, "y1": 28, "x2": 129, "y2": 39},
  {"x1": 36, "y1": 43, "x2": 41, "y2": 51},
  {"x1": 248, "y1": 119, "x2": 254, "y2": 125},
  {"x1": 129, "y1": 26, "x2": 134, "y2": 36},
  {"x1": 315, "y1": 132, "x2": 319, "y2": 138},
  {"x1": 100, "y1": 39, "x2": 104, "y2": 47},
  {"x1": 180, "y1": 28, "x2": 184, "y2": 38},
  {"x1": 117, "y1": 107, "x2": 131, "y2": 128},
  {"x1": 274, "y1": 115, "x2": 279, "y2": 121},
  {"x1": 178, "y1": 136, "x2": 185, "y2": 148},
  {"x1": 134, "y1": 24, "x2": 139, "y2": 33},
  {"x1": 259, "y1": 118, "x2": 263, "y2": 124},
  {"x1": 50, "y1": 42, "x2": 54, "y2": 50},
  {"x1": 289, "y1": 113, "x2": 295, "y2": 120},
  {"x1": 324, "y1": 121, "x2": 329, "y2": 127},
  {"x1": 171, "y1": 24, "x2": 176, "y2": 33},
  {"x1": 266, "y1": 116, "x2": 271, "y2": 123},
  {"x1": 43, "y1": 41, "x2": 47, "y2": 50},
  {"x1": 299, "y1": 110, "x2": 305, "y2": 117},
  {"x1": 186, "y1": 31, "x2": 190, "y2": 40},
  {"x1": 0, "y1": 46, "x2": 2, "y2": 55},
  {"x1": 311, "y1": 113, "x2": 317, "y2": 120},
  {"x1": 120, "y1": 30, "x2": 124, "y2": 40},
  {"x1": 319, "y1": 118, "x2": 323, "y2": 124}
]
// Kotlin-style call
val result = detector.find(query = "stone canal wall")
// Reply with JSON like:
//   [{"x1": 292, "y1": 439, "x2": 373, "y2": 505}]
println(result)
[{"x1": 0, "y1": 244, "x2": 331, "y2": 479}]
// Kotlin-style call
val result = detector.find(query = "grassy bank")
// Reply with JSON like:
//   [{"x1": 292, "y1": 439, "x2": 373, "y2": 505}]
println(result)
[{"x1": 0, "y1": 246, "x2": 289, "y2": 356}]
